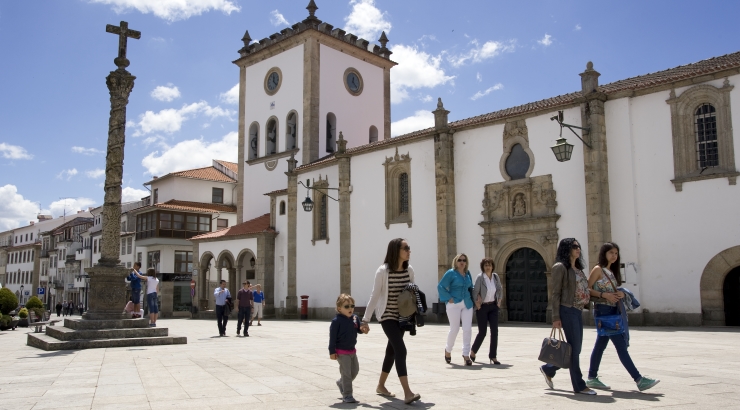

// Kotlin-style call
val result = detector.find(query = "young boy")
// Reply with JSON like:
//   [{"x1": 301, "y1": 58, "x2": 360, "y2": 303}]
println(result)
[{"x1": 329, "y1": 294, "x2": 369, "y2": 403}]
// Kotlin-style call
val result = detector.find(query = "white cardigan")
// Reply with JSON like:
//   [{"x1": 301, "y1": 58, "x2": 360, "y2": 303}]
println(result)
[{"x1": 362, "y1": 264, "x2": 416, "y2": 322}]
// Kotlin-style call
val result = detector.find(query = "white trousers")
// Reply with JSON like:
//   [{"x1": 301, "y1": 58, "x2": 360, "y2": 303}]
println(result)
[
  {"x1": 445, "y1": 301, "x2": 474, "y2": 356},
  {"x1": 252, "y1": 303, "x2": 263, "y2": 320}
]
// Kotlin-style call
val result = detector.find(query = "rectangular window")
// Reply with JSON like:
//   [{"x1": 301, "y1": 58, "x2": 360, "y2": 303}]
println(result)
[
  {"x1": 153, "y1": 188, "x2": 159, "y2": 204},
  {"x1": 121, "y1": 238, "x2": 126, "y2": 255},
  {"x1": 217, "y1": 219, "x2": 228, "y2": 229},
  {"x1": 137, "y1": 252, "x2": 142, "y2": 263},
  {"x1": 30, "y1": 233, "x2": 33, "y2": 241},
  {"x1": 147, "y1": 251, "x2": 160, "y2": 272},
  {"x1": 174, "y1": 251, "x2": 193, "y2": 273},
  {"x1": 121, "y1": 221, "x2": 127, "y2": 232},
  {"x1": 212, "y1": 187, "x2": 224, "y2": 204},
  {"x1": 93, "y1": 239, "x2": 98, "y2": 254},
  {"x1": 126, "y1": 262, "x2": 132, "y2": 268},
  {"x1": 200, "y1": 216, "x2": 210, "y2": 232},
  {"x1": 186, "y1": 215, "x2": 198, "y2": 231},
  {"x1": 127, "y1": 237, "x2": 132, "y2": 254}
]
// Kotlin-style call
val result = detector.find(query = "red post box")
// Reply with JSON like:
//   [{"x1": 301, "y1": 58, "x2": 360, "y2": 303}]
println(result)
[{"x1": 300, "y1": 295, "x2": 309, "y2": 320}]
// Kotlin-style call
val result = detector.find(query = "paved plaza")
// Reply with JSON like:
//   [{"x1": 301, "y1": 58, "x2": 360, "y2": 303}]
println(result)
[{"x1": 1, "y1": 318, "x2": 739, "y2": 409}]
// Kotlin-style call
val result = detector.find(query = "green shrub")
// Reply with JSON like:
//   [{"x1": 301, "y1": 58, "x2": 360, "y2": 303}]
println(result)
[
  {"x1": 31, "y1": 308, "x2": 45, "y2": 321},
  {"x1": 18, "y1": 307, "x2": 28, "y2": 319},
  {"x1": 0, "y1": 288, "x2": 18, "y2": 315},
  {"x1": 25, "y1": 296, "x2": 43, "y2": 309},
  {"x1": 0, "y1": 314, "x2": 10, "y2": 327}
]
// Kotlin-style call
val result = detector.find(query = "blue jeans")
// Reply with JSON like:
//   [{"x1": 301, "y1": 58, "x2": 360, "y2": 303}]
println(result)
[
  {"x1": 588, "y1": 304, "x2": 641, "y2": 381},
  {"x1": 237, "y1": 306, "x2": 251, "y2": 334},
  {"x1": 146, "y1": 292, "x2": 159, "y2": 314},
  {"x1": 542, "y1": 306, "x2": 586, "y2": 392}
]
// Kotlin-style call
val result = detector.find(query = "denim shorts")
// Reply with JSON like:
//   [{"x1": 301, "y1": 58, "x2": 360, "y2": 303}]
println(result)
[
  {"x1": 131, "y1": 289, "x2": 141, "y2": 304},
  {"x1": 147, "y1": 292, "x2": 159, "y2": 314}
]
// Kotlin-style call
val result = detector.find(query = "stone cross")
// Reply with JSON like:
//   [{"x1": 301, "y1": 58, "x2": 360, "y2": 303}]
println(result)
[{"x1": 105, "y1": 21, "x2": 141, "y2": 70}]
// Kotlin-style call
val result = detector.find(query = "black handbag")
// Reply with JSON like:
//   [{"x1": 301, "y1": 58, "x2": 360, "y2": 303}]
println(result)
[{"x1": 538, "y1": 328, "x2": 572, "y2": 368}]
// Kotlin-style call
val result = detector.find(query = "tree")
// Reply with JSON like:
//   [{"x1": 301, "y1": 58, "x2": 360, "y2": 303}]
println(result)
[
  {"x1": 0, "y1": 288, "x2": 18, "y2": 315},
  {"x1": 25, "y1": 295, "x2": 43, "y2": 309}
]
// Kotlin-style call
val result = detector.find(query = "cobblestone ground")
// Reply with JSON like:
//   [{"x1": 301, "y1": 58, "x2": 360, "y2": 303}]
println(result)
[{"x1": 1, "y1": 319, "x2": 739, "y2": 409}]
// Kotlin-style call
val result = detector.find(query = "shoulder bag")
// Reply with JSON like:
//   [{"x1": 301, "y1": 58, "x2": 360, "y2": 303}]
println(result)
[
  {"x1": 595, "y1": 268, "x2": 625, "y2": 337},
  {"x1": 538, "y1": 328, "x2": 572, "y2": 368}
]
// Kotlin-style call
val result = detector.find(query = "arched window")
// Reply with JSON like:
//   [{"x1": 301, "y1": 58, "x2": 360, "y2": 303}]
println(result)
[
  {"x1": 266, "y1": 118, "x2": 278, "y2": 155},
  {"x1": 399, "y1": 173, "x2": 409, "y2": 214},
  {"x1": 248, "y1": 122, "x2": 259, "y2": 160},
  {"x1": 369, "y1": 125, "x2": 378, "y2": 143},
  {"x1": 326, "y1": 113, "x2": 336, "y2": 153},
  {"x1": 279, "y1": 200, "x2": 286, "y2": 215},
  {"x1": 695, "y1": 103, "x2": 718, "y2": 168},
  {"x1": 286, "y1": 112, "x2": 297, "y2": 150}
]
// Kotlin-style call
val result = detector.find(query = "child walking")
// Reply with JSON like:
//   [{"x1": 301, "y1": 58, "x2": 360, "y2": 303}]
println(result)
[{"x1": 329, "y1": 294, "x2": 369, "y2": 403}]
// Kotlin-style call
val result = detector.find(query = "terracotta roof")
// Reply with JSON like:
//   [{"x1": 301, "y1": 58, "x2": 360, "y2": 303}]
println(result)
[
  {"x1": 169, "y1": 166, "x2": 237, "y2": 183},
  {"x1": 296, "y1": 50, "x2": 740, "y2": 171},
  {"x1": 264, "y1": 188, "x2": 288, "y2": 196},
  {"x1": 214, "y1": 160, "x2": 238, "y2": 174},
  {"x1": 190, "y1": 214, "x2": 273, "y2": 240},
  {"x1": 148, "y1": 200, "x2": 237, "y2": 214}
]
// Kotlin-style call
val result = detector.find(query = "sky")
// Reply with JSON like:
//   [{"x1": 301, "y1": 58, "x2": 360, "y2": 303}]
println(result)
[{"x1": 2, "y1": 0, "x2": 740, "y2": 231}]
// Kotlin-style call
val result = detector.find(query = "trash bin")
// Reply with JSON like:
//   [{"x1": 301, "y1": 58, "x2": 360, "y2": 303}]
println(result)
[{"x1": 300, "y1": 295, "x2": 309, "y2": 320}]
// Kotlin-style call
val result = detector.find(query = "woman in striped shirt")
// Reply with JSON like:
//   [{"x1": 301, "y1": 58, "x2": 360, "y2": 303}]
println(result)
[{"x1": 362, "y1": 238, "x2": 421, "y2": 405}]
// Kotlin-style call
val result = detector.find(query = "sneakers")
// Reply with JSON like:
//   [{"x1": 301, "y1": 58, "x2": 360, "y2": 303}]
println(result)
[
  {"x1": 342, "y1": 395, "x2": 358, "y2": 403},
  {"x1": 577, "y1": 388, "x2": 597, "y2": 395},
  {"x1": 637, "y1": 376, "x2": 660, "y2": 392},
  {"x1": 336, "y1": 380, "x2": 343, "y2": 395},
  {"x1": 540, "y1": 366, "x2": 554, "y2": 389},
  {"x1": 586, "y1": 376, "x2": 611, "y2": 390},
  {"x1": 244, "y1": 332, "x2": 249, "y2": 337}
]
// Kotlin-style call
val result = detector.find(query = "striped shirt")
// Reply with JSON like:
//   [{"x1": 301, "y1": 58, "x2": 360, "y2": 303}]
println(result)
[{"x1": 380, "y1": 269, "x2": 410, "y2": 321}]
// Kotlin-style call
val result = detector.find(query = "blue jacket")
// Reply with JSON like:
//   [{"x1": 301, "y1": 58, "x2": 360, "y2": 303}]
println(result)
[
  {"x1": 438, "y1": 269, "x2": 474, "y2": 309},
  {"x1": 127, "y1": 271, "x2": 142, "y2": 290},
  {"x1": 328, "y1": 313, "x2": 362, "y2": 355}
]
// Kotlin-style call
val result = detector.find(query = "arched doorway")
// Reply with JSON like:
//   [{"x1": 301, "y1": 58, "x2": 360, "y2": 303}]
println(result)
[
  {"x1": 506, "y1": 247, "x2": 548, "y2": 322},
  {"x1": 724, "y1": 267, "x2": 740, "y2": 326},
  {"x1": 700, "y1": 246, "x2": 740, "y2": 326}
]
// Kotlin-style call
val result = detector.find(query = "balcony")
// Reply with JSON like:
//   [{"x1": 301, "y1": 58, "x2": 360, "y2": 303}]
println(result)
[
  {"x1": 53, "y1": 279, "x2": 64, "y2": 289},
  {"x1": 75, "y1": 248, "x2": 90, "y2": 261}
]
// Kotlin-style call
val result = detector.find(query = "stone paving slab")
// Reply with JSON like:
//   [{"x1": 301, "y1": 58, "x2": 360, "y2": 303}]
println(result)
[{"x1": 1, "y1": 319, "x2": 739, "y2": 409}]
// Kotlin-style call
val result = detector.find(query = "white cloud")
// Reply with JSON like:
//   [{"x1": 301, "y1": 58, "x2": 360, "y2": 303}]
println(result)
[
  {"x1": 141, "y1": 131, "x2": 238, "y2": 175},
  {"x1": 471, "y1": 83, "x2": 504, "y2": 100},
  {"x1": 72, "y1": 146, "x2": 104, "y2": 155},
  {"x1": 269, "y1": 10, "x2": 289, "y2": 26},
  {"x1": 574, "y1": 24, "x2": 582, "y2": 31},
  {"x1": 476, "y1": 72, "x2": 482, "y2": 82},
  {"x1": 0, "y1": 185, "x2": 40, "y2": 230},
  {"x1": 133, "y1": 101, "x2": 234, "y2": 136},
  {"x1": 344, "y1": 0, "x2": 391, "y2": 41},
  {"x1": 56, "y1": 168, "x2": 78, "y2": 180},
  {"x1": 220, "y1": 83, "x2": 239, "y2": 105},
  {"x1": 46, "y1": 198, "x2": 96, "y2": 218},
  {"x1": 391, "y1": 110, "x2": 434, "y2": 137},
  {"x1": 151, "y1": 84, "x2": 181, "y2": 102},
  {"x1": 0, "y1": 143, "x2": 33, "y2": 160},
  {"x1": 390, "y1": 44, "x2": 455, "y2": 104},
  {"x1": 85, "y1": 169, "x2": 105, "y2": 179},
  {"x1": 448, "y1": 39, "x2": 516, "y2": 67},
  {"x1": 538, "y1": 34, "x2": 553, "y2": 46},
  {"x1": 122, "y1": 187, "x2": 149, "y2": 202},
  {"x1": 420, "y1": 95, "x2": 433, "y2": 103},
  {"x1": 89, "y1": 0, "x2": 240, "y2": 22}
]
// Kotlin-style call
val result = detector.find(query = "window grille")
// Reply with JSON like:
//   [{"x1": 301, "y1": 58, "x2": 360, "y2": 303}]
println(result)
[
  {"x1": 695, "y1": 104, "x2": 718, "y2": 168},
  {"x1": 319, "y1": 195, "x2": 327, "y2": 239},
  {"x1": 399, "y1": 173, "x2": 409, "y2": 215}
]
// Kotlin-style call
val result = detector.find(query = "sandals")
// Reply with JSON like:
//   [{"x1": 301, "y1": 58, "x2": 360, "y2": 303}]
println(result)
[
  {"x1": 444, "y1": 351, "x2": 451, "y2": 364},
  {"x1": 463, "y1": 356, "x2": 472, "y2": 366},
  {"x1": 404, "y1": 393, "x2": 421, "y2": 404},
  {"x1": 376, "y1": 388, "x2": 395, "y2": 398}
]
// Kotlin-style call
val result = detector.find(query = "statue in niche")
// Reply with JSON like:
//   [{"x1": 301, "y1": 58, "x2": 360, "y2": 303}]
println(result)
[
  {"x1": 513, "y1": 193, "x2": 526, "y2": 217},
  {"x1": 250, "y1": 136, "x2": 258, "y2": 158}
]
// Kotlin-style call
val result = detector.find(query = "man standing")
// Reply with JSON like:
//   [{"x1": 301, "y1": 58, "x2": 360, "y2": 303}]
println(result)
[
  {"x1": 236, "y1": 281, "x2": 253, "y2": 337},
  {"x1": 214, "y1": 280, "x2": 231, "y2": 336},
  {"x1": 127, "y1": 262, "x2": 145, "y2": 318},
  {"x1": 55, "y1": 301, "x2": 62, "y2": 317},
  {"x1": 62, "y1": 301, "x2": 67, "y2": 317}
]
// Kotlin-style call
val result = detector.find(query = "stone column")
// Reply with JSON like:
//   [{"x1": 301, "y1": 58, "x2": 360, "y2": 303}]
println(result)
[
  {"x1": 579, "y1": 62, "x2": 612, "y2": 267},
  {"x1": 237, "y1": 65, "x2": 247, "y2": 224},
  {"x1": 337, "y1": 133, "x2": 352, "y2": 294},
  {"x1": 433, "y1": 99, "x2": 458, "y2": 280},
  {"x1": 257, "y1": 234, "x2": 276, "y2": 316},
  {"x1": 302, "y1": 38, "x2": 320, "y2": 164},
  {"x1": 228, "y1": 268, "x2": 237, "y2": 299},
  {"x1": 285, "y1": 154, "x2": 299, "y2": 318},
  {"x1": 383, "y1": 67, "x2": 391, "y2": 140}
]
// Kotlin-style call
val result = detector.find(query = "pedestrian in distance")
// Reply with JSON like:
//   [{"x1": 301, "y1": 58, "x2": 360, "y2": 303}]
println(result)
[
  {"x1": 250, "y1": 284, "x2": 264, "y2": 326},
  {"x1": 145, "y1": 268, "x2": 160, "y2": 327},
  {"x1": 55, "y1": 301, "x2": 62, "y2": 317},
  {"x1": 438, "y1": 253, "x2": 475, "y2": 366},
  {"x1": 586, "y1": 242, "x2": 660, "y2": 392},
  {"x1": 236, "y1": 281, "x2": 253, "y2": 337},
  {"x1": 78, "y1": 302, "x2": 84, "y2": 314},
  {"x1": 329, "y1": 293, "x2": 369, "y2": 404},
  {"x1": 62, "y1": 301, "x2": 67, "y2": 317},
  {"x1": 363, "y1": 238, "x2": 421, "y2": 404},
  {"x1": 540, "y1": 238, "x2": 597, "y2": 395},
  {"x1": 127, "y1": 262, "x2": 146, "y2": 318},
  {"x1": 214, "y1": 280, "x2": 231, "y2": 336},
  {"x1": 470, "y1": 257, "x2": 503, "y2": 365}
]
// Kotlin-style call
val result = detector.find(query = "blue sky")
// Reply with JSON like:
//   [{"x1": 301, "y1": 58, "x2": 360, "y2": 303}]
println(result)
[{"x1": 2, "y1": 0, "x2": 740, "y2": 230}]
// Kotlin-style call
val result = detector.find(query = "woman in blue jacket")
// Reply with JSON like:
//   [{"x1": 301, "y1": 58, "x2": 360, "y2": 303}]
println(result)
[{"x1": 438, "y1": 253, "x2": 475, "y2": 365}]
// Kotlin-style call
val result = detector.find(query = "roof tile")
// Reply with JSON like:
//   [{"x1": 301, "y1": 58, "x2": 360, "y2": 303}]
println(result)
[{"x1": 190, "y1": 213, "x2": 273, "y2": 240}]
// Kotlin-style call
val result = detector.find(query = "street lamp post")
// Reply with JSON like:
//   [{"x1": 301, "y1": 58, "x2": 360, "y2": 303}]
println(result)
[{"x1": 20, "y1": 285, "x2": 24, "y2": 305}]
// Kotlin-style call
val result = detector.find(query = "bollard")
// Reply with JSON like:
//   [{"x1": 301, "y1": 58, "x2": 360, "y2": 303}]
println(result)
[{"x1": 300, "y1": 295, "x2": 309, "y2": 320}]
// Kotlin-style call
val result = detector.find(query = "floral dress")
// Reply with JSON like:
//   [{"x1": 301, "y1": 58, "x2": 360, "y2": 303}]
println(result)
[{"x1": 573, "y1": 268, "x2": 591, "y2": 309}]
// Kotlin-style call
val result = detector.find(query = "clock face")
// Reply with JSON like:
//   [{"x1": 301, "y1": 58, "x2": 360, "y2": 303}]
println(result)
[
  {"x1": 264, "y1": 68, "x2": 282, "y2": 95},
  {"x1": 346, "y1": 73, "x2": 360, "y2": 92},
  {"x1": 267, "y1": 72, "x2": 280, "y2": 91},
  {"x1": 344, "y1": 68, "x2": 363, "y2": 95}
]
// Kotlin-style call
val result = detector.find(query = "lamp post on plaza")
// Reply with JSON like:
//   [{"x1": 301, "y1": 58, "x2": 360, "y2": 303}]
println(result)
[{"x1": 20, "y1": 285, "x2": 24, "y2": 305}]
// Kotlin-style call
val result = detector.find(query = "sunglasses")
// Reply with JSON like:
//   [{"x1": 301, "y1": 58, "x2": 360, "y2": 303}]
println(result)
[
  {"x1": 401, "y1": 245, "x2": 411, "y2": 251},
  {"x1": 458, "y1": 259, "x2": 467, "y2": 263},
  {"x1": 343, "y1": 305, "x2": 355, "y2": 309},
  {"x1": 572, "y1": 245, "x2": 581, "y2": 249}
]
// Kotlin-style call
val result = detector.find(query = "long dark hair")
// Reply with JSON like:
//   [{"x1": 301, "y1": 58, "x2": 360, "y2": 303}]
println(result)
[
  {"x1": 598, "y1": 242, "x2": 622, "y2": 285},
  {"x1": 556, "y1": 238, "x2": 585, "y2": 270},
  {"x1": 383, "y1": 238, "x2": 408, "y2": 271}
]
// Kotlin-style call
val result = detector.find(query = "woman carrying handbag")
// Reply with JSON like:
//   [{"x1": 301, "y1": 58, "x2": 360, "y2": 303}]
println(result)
[
  {"x1": 586, "y1": 242, "x2": 660, "y2": 392},
  {"x1": 539, "y1": 238, "x2": 596, "y2": 395}
]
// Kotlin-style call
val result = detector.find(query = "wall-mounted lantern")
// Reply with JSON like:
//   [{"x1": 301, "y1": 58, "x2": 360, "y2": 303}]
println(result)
[
  {"x1": 550, "y1": 110, "x2": 591, "y2": 162},
  {"x1": 298, "y1": 179, "x2": 339, "y2": 212}
]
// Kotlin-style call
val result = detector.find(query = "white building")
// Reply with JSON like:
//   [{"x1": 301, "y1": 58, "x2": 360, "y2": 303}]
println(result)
[{"x1": 189, "y1": 2, "x2": 740, "y2": 326}]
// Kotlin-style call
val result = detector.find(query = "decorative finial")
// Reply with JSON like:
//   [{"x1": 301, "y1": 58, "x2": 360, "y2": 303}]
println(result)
[
  {"x1": 378, "y1": 31, "x2": 389, "y2": 48},
  {"x1": 287, "y1": 152, "x2": 297, "y2": 173},
  {"x1": 437, "y1": 97, "x2": 444, "y2": 109},
  {"x1": 306, "y1": 0, "x2": 318, "y2": 18},
  {"x1": 242, "y1": 30, "x2": 252, "y2": 47},
  {"x1": 337, "y1": 131, "x2": 347, "y2": 153},
  {"x1": 586, "y1": 61, "x2": 594, "y2": 71}
]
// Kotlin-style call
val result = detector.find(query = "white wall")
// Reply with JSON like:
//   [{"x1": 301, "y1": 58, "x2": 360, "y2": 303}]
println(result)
[
  {"x1": 319, "y1": 45, "x2": 384, "y2": 153},
  {"x1": 152, "y1": 177, "x2": 236, "y2": 206}
]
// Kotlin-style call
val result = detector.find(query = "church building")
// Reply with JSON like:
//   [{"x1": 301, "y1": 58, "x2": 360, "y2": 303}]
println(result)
[{"x1": 189, "y1": 1, "x2": 740, "y2": 326}]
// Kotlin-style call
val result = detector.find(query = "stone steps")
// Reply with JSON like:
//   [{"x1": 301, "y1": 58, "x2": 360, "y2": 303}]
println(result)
[
  {"x1": 46, "y1": 325, "x2": 168, "y2": 341},
  {"x1": 27, "y1": 332, "x2": 187, "y2": 351},
  {"x1": 64, "y1": 318, "x2": 149, "y2": 330}
]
